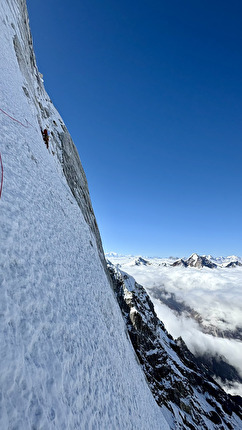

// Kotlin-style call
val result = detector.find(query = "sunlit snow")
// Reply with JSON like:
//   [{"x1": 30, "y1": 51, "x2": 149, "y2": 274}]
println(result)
[{"x1": 0, "y1": 2, "x2": 170, "y2": 428}]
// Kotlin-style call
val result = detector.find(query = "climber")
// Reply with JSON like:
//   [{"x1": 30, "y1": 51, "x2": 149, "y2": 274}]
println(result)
[{"x1": 41, "y1": 128, "x2": 49, "y2": 149}]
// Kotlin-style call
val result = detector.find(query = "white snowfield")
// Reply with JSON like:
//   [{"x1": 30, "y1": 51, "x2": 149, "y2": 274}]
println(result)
[{"x1": 0, "y1": 1, "x2": 170, "y2": 429}]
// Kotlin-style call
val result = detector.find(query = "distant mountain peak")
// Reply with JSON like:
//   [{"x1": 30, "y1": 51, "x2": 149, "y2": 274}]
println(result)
[
  {"x1": 172, "y1": 253, "x2": 217, "y2": 269},
  {"x1": 134, "y1": 257, "x2": 151, "y2": 266},
  {"x1": 187, "y1": 253, "x2": 217, "y2": 268}
]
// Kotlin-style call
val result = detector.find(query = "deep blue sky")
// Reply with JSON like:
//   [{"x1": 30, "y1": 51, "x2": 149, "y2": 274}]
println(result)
[{"x1": 27, "y1": 0, "x2": 242, "y2": 257}]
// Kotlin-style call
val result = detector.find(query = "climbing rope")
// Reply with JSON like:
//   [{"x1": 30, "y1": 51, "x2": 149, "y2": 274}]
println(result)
[
  {"x1": 0, "y1": 107, "x2": 29, "y2": 128},
  {"x1": 25, "y1": 119, "x2": 36, "y2": 130},
  {"x1": 0, "y1": 105, "x2": 50, "y2": 200},
  {"x1": 0, "y1": 106, "x2": 38, "y2": 200},
  {"x1": 0, "y1": 153, "x2": 3, "y2": 200}
]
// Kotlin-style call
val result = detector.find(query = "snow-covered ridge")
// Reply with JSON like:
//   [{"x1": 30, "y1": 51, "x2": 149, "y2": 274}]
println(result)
[
  {"x1": 172, "y1": 253, "x2": 242, "y2": 269},
  {"x1": 0, "y1": 1, "x2": 170, "y2": 428},
  {"x1": 106, "y1": 252, "x2": 242, "y2": 268}
]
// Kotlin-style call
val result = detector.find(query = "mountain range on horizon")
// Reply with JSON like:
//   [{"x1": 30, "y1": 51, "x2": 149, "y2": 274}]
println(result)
[{"x1": 105, "y1": 252, "x2": 242, "y2": 268}]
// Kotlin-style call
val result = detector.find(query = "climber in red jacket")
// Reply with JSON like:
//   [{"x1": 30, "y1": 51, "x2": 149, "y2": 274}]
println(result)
[{"x1": 41, "y1": 128, "x2": 49, "y2": 149}]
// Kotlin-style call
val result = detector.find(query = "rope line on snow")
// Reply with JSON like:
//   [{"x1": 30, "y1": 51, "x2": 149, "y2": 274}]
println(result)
[
  {"x1": 0, "y1": 107, "x2": 36, "y2": 130},
  {"x1": 0, "y1": 107, "x2": 29, "y2": 128},
  {"x1": 25, "y1": 119, "x2": 36, "y2": 130},
  {"x1": 0, "y1": 106, "x2": 38, "y2": 201},
  {"x1": 0, "y1": 153, "x2": 3, "y2": 200},
  {"x1": 0, "y1": 105, "x2": 50, "y2": 200}
]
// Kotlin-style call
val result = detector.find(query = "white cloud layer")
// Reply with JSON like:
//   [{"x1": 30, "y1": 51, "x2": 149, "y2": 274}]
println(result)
[
  {"x1": 121, "y1": 263, "x2": 242, "y2": 333},
  {"x1": 109, "y1": 256, "x2": 242, "y2": 396},
  {"x1": 151, "y1": 298, "x2": 242, "y2": 378}
]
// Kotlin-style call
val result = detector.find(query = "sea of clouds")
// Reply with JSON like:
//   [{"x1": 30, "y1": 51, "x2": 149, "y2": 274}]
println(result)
[{"x1": 108, "y1": 256, "x2": 242, "y2": 396}]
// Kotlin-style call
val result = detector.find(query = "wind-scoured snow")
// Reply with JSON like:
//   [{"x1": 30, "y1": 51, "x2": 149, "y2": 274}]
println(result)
[{"x1": 0, "y1": 2, "x2": 170, "y2": 429}]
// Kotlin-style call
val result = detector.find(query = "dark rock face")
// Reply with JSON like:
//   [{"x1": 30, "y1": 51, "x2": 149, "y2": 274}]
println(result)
[
  {"x1": 225, "y1": 261, "x2": 242, "y2": 268},
  {"x1": 59, "y1": 130, "x2": 106, "y2": 268},
  {"x1": 134, "y1": 257, "x2": 151, "y2": 266},
  {"x1": 171, "y1": 258, "x2": 188, "y2": 267},
  {"x1": 172, "y1": 254, "x2": 217, "y2": 269},
  {"x1": 186, "y1": 254, "x2": 217, "y2": 269},
  {"x1": 108, "y1": 262, "x2": 242, "y2": 429}
]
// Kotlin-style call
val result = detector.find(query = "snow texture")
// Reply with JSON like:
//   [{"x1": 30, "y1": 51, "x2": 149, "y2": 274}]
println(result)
[{"x1": 0, "y1": 1, "x2": 169, "y2": 429}]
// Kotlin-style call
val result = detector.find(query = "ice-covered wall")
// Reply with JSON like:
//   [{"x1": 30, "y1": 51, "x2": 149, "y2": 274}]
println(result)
[
  {"x1": 7, "y1": 0, "x2": 106, "y2": 268},
  {"x1": 0, "y1": 1, "x2": 169, "y2": 428}
]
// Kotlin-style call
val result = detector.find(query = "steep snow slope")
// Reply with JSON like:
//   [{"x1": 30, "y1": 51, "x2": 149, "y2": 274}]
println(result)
[{"x1": 0, "y1": 1, "x2": 169, "y2": 429}]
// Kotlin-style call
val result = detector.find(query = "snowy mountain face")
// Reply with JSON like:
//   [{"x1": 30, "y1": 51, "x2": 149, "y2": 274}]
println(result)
[
  {"x1": 107, "y1": 262, "x2": 242, "y2": 429},
  {"x1": 108, "y1": 254, "x2": 242, "y2": 398},
  {"x1": 172, "y1": 253, "x2": 217, "y2": 269},
  {"x1": 133, "y1": 256, "x2": 151, "y2": 266},
  {"x1": 0, "y1": 2, "x2": 171, "y2": 429},
  {"x1": 2, "y1": 2, "x2": 242, "y2": 429},
  {"x1": 171, "y1": 254, "x2": 242, "y2": 269}
]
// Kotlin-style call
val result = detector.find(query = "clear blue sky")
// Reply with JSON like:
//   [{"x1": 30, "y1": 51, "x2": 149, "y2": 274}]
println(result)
[{"x1": 27, "y1": 0, "x2": 242, "y2": 257}]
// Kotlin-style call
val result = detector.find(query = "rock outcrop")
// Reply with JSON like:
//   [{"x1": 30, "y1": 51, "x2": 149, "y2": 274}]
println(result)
[
  {"x1": 225, "y1": 261, "x2": 242, "y2": 268},
  {"x1": 172, "y1": 253, "x2": 217, "y2": 268}
]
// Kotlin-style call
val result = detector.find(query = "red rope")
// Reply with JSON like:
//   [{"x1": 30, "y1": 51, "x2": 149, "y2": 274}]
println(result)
[
  {"x1": 0, "y1": 107, "x2": 29, "y2": 128},
  {"x1": 0, "y1": 153, "x2": 3, "y2": 200},
  {"x1": 0, "y1": 106, "x2": 28, "y2": 201}
]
